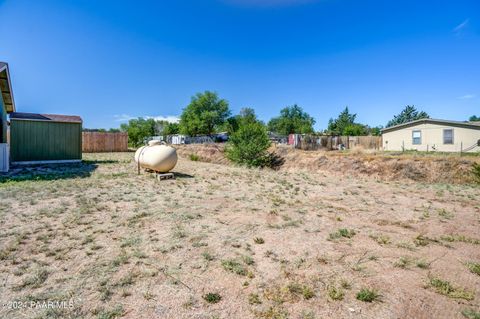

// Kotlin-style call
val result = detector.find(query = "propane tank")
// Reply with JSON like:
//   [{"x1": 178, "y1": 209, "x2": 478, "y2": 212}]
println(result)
[{"x1": 135, "y1": 141, "x2": 178, "y2": 173}]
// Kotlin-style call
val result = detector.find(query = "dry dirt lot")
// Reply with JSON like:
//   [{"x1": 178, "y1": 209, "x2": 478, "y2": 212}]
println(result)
[{"x1": 0, "y1": 151, "x2": 479, "y2": 319}]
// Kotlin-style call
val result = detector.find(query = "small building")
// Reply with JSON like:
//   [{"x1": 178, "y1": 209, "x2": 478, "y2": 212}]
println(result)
[
  {"x1": 0, "y1": 62, "x2": 15, "y2": 172},
  {"x1": 382, "y1": 119, "x2": 480, "y2": 153},
  {"x1": 10, "y1": 112, "x2": 83, "y2": 164}
]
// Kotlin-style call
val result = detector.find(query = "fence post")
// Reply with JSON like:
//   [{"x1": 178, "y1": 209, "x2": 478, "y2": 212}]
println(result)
[{"x1": 460, "y1": 142, "x2": 463, "y2": 157}]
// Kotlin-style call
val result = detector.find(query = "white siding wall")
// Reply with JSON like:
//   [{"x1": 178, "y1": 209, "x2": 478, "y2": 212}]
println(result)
[{"x1": 382, "y1": 123, "x2": 480, "y2": 152}]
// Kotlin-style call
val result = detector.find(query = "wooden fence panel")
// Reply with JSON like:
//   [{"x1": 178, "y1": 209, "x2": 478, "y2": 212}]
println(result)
[{"x1": 82, "y1": 132, "x2": 128, "y2": 152}]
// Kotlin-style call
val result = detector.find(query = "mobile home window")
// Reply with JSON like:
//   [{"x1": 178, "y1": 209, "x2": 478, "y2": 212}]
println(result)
[
  {"x1": 443, "y1": 129, "x2": 453, "y2": 144},
  {"x1": 412, "y1": 130, "x2": 421, "y2": 145}
]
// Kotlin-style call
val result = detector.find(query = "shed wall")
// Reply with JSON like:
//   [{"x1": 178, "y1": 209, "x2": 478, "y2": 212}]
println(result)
[
  {"x1": 11, "y1": 120, "x2": 82, "y2": 162},
  {"x1": 0, "y1": 92, "x2": 6, "y2": 143},
  {"x1": 382, "y1": 123, "x2": 480, "y2": 152}
]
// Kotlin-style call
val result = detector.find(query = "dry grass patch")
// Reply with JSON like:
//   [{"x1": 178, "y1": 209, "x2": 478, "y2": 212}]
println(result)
[{"x1": 1, "y1": 151, "x2": 479, "y2": 319}]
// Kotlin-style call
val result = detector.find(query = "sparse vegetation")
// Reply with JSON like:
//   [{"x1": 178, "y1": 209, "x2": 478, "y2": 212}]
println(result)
[
  {"x1": 462, "y1": 309, "x2": 480, "y2": 319},
  {"x1": 327, "y1": 285, "x2": 345, "y2": 301},
  {"x1": 441, "y1": 234, "x2": 480, "y2": 245},
  {"x1": 370, "y1": 233, "x2": 391, "y2": 245},
  {"x1": 394, "y1": 256, "x2": 412, "y2": 269},
  {"x1": 249, "y1": 293, "x2": 262, "y2": 305},
  {"x1": 416, "y1": 259, "x2": 429, "y2": 269},
  {"x1": 189, "y1": 153, "x2": 200, "y2": 161},
  {"x1": 97, "y1": 305, "x2": 124, "y2": 319},
  {"x1": 356, "y1": 288, "x2": 380, "y2": 302},
  {"x1": 472, "y1": 163, "x2": 480, "y2": 183},
  {"x1": 467, "y1": 262, "x2": 480, "y2": 276},
  {"x1": 254, "y1": 237, "x2": 265, "y2": 244},
  {"x1": 428, "y1": 277, "x2": 474, "y2": 300},
  {"x1": 329, "y1": 228, "x2": 356, "y2": 240},
  {"x1": 1, "y1": 151, "x2": 479, "y2": 318},
  {"x1": 203, "y1": 292, "x2": 222, "y2": 304},
  {"x1": 221, "y1": 259, "x2": 248, "y2": 276}
]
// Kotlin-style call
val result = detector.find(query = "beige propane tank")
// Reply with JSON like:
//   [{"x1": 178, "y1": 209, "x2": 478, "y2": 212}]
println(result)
[{"x1": 134, "y1": 141, "x2": 178, "y2": 173}]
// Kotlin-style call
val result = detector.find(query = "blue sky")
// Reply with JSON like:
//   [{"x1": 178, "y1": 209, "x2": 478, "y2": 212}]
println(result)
[{"x1": 0, "y1": 0, "x2": 479, "y2": 130}]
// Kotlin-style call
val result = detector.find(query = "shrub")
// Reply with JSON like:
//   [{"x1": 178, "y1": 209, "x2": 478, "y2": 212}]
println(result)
[
  {"x1": 189, "y1": 154, "x2": 200, "y2": 161},
  {"x1": 225, "y1": 121, "x2": 271, "y2": 167}
]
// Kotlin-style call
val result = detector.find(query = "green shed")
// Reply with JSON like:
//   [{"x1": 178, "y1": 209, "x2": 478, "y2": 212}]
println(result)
[{"x1": 10, "y1": 112, "x2": 82, "y2": 164}]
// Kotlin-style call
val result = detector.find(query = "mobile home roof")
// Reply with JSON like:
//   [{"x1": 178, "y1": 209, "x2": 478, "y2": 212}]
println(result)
[{"x1": 382, "y1": 118, "x2": 480, "y2": 133}]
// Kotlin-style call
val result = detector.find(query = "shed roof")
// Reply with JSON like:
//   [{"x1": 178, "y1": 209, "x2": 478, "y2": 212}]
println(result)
[
  {"x1": 0, "y1": 62, "x2": 15, "y2": 113},
  {"x1": 382, "y1": 118, "x2": 480, "y2": 133},
  {"x1": 10, "y1": 112, "x2": 83, "y2": 123}
]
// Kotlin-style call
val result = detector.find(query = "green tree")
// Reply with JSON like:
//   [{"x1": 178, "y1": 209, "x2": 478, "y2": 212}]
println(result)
[
  {"x1": 163, "y1": 122, "x2": 180, "y2": 135},
  {"x1": 179, "y1": 91, "x2": 231, "y2": 136},
  {"x1": 267, "y1": 105, "x2": 315, "y2": 135},
  {"x1": 386, "y1": 105, "x2": 429, "y2": 128},
  {"x1": 469, "y1": 115, "x2": 480, "y2": 122},
  {"x1": 327, "y1": 107, "x2": 358, "y2": 135},
  {"x1": 153, "y1": 120, "x2": 180, "y2": 136},
  {"x1": 226, "y1": 118, "x2": 271, "y2": 167},
  {"x1": 368, "y1": 126, "x2": 383, "y2": 136},
  {"x1": 343, "y1": 123, "x2": 368, "y2": 136},
  {"x1": 120, "y1": 118, "x2": 156, "y2": 147},
  {"x1": 224, "y1": 107, "x2": 261, "y2": 134}
]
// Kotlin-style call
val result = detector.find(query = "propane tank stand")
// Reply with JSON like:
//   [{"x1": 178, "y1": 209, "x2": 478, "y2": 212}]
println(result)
[{"x1": 155, "y1": 172, "x2": 175, "y2": 181}]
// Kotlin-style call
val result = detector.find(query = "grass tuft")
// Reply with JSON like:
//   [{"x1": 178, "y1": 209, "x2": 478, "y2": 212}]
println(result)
[
  {"x1": 467, "y1": 262, "x2": 480, "y2": 276},
  {"x1": 203, "y1": 292, "x2": 221, "y2": 304},
  {"x1": 329, "y1": 228, "x2": 356, "y2": 240},
  {"x1": 221, "y1": 259, "x2": 248, "y2": 276},
  {"x1": 248, "y1": 293, "x2": 262, "y2": 305},
  {"x1": 254, "y1": 237, "x2": 265, "y2": 244},
  {"x1": 189, "y1": 154, "x2": 200, "y2": 161},
  {"x1": 327, "y1": 285, "x2": 345, "y2": 301},
  {"x1": 97, "y1": 305, "x2": 124, "y2": 319},
  {"x1": 429, "y1": 276, "x2": 474, "y2": 300},
  {"x1": 356, "y1": 288, "x2": 380, "y2": 302},
  {"x1": 462, "y1": 309, "x2": 480, "y2": 319}
]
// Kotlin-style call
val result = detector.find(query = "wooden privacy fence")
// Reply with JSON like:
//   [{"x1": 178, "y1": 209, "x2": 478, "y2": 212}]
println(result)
[
  {"x1": 82, "y1": 132, "x2": 128, "y2": 152},
  {"x1": 292, "y1": 135, "x2": 382, "y2": 151}
]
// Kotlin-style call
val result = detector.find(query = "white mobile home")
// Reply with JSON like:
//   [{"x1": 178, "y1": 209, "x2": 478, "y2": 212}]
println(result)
[{"x1": 382, "y1": 119, "x2": 480, "y2": 153}]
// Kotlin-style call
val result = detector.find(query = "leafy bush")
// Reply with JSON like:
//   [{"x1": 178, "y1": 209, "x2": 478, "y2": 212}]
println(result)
[
  {"x1": 225, "y1": 121, "x2": 271, "y2": 167},
  {"x1": 189, "y1": 154, "x2": 200, "y2": 161}
]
